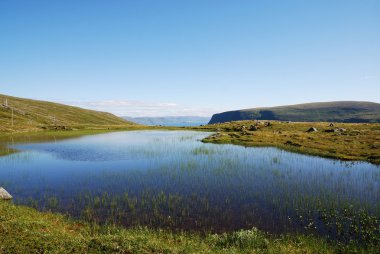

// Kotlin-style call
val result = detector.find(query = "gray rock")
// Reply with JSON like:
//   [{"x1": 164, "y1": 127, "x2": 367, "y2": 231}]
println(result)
[
  {"x1": 339, "y1": 128, "x2": 346, "y2": 132},
  {"x1": 307, "y1": 127, "x2": 318, "y2": 132},
  {"x1": 0, "y1": 187, "x2": 12, "y2": 200}
]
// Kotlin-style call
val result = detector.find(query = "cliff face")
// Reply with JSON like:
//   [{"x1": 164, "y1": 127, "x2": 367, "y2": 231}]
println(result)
[{"x1": 209, "y1": 101, "x2": 380, "y2": 124}]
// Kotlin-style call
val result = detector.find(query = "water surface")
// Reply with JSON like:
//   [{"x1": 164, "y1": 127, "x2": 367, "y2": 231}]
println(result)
[{"x1": 0, "y1": 130, "x2": 379, "y2": 238}]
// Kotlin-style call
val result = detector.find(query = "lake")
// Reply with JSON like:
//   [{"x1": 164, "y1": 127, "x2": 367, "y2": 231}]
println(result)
[{"x1": 0, "y1": 130, "x2": 379, "y2": 240}]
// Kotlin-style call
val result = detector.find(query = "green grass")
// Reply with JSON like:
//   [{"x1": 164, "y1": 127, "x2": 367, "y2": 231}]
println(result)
[
  {"x1": 196, "y1": 120, "x2": 380, "y2": 164},
  {"x1": 2, "y1": 201, "x2": 377, "y2": 254},
  {"x1": 0, "y1": 94, "x2": 137, "y2": 133}
]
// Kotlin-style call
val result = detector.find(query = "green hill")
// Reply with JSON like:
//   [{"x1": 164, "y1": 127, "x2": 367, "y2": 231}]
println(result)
[
  {"x1": 0, "y1": 94, "x2": 136, "y2": 132},
  {"x1": 209, "y1": 101, "x2": 380, "y2": 124}
]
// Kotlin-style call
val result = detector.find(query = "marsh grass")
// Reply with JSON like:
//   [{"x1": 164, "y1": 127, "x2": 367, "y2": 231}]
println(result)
[
  {"x1": 1, "y1": 201, "x2": 378, "y2": 253},
  {"x1": 191, "y1": 147, "x2": 216, "y2": 155}
]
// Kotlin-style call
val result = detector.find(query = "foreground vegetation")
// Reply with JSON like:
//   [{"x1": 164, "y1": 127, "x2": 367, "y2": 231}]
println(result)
[
  {"x1": 1, "y1": 201, "x2": 378, "y2": 253},
  {"x1": 197, "y1": 120, "x2": 380, "y2": 164}
]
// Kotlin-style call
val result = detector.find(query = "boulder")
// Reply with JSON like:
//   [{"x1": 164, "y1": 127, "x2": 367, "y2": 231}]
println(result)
[
  {"x1": 329, "y1": 123, "x2": 334, "y2": 127},
  {"x1": 325, "y1": 128, "x2": 339, "y2": 133},
  {"x1": 249, "y1": 125, "x2": 258, "y2": 131},
  {"x1": 0, "y1": 187, "x2": 12, "y2": 200},
  {"x1": 307, "y1": 127, "x2": 318, "y2": 132}
]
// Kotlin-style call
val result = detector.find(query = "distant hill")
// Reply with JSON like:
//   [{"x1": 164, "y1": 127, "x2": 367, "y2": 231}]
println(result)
[
  {"x1": 209, "y1": 101, "x2": 380, "y2": 124},
  {"x1": 123, "y1": 116, "x2": 210, "y2": 126},
  {"x1": 0, "y1": 94, "x2": 136, "y2": 132}
]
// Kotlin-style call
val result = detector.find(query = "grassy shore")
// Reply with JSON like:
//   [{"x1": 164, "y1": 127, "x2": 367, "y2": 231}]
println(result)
[
  {"x1": 2, "y1": 201, "x2": 377, "y2": 254},
  {"x1": 196, "y1": 121, "x2": 380, "y2": 164}
]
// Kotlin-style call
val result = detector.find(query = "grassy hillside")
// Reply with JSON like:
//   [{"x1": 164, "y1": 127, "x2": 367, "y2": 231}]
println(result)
[
  {"x1": 209, "y1": 101, "x2": 380, "y2": 124},
  {"x1": 2, "y1": 201, "x2": 375, "y2": 254},
  {"x1": 0, "y1": 94, "x2": 136, "y2": 133}
]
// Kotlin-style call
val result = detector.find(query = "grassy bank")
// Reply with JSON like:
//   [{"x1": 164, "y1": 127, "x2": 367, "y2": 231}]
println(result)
[
  {"x1": 196, "y1": 121, "x2": 380, "y2": 164},
  {"x1": 1, "y1": 201, "x2": 376, "y2": 254}
]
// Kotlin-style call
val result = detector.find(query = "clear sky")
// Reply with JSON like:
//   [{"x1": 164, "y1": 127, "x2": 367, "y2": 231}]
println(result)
[{"x1": 1, "y1": 0, "x2": 379, "y2": 117}]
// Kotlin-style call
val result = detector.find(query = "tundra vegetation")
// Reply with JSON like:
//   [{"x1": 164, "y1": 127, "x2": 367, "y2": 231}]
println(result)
[{"x1": 198, "y1": 120, "x2": 380, "y2": 164}]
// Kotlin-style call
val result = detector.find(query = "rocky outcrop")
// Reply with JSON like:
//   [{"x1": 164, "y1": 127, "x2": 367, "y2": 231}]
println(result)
[{"x1": 0, "y1": 187, "x2": 12, "y2": 200}]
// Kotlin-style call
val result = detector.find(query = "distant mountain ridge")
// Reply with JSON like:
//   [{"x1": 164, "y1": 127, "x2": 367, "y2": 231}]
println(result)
[
  {"x1": 209, "y1": 101, "x2": 380, "y2": 124},
  {"x1": 123, "y1": 116, "x2": 210, "y2": 126},
  {"x1": 0, "y1": 94, "x2": 135, "y2": 132}
]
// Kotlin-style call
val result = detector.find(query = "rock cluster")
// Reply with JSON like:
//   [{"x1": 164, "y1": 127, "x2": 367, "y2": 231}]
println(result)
[{"x1": 325, "y1": 128, "x2": 347, "y2": 133}]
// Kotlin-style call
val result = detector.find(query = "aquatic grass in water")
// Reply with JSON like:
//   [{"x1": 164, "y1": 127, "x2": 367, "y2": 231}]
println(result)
[{"x1": 0, "y1": 130, "x2": 379, "y2": 245}]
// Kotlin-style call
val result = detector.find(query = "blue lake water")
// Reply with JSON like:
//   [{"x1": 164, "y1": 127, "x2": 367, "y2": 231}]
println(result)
[{"x1": 0, "y1": 130, "x2": 379, "y2": 236}]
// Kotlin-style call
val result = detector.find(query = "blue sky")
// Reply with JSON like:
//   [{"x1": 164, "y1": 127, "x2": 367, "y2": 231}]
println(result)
[{"x1": 1, "y1": 0, "x2": 379, "y2": 116}]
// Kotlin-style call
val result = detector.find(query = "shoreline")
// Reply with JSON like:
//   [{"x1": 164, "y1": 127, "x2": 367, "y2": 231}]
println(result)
[{"x1": 1, "y1": 121, "x2": 379, "y2": 165}]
